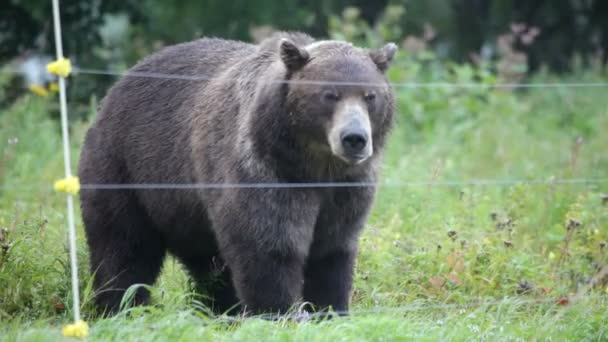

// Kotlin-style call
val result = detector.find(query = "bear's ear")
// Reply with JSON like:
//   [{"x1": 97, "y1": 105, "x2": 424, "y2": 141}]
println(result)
[
  {"x1": 280, "y1": 39, "x2": 310, "y2": 71},
  {"x1": 369, "y1": 42, "x2": 398, "y2": 73}
]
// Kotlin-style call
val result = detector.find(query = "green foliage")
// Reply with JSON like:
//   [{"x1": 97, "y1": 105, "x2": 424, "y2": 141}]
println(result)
[
  {"x1": 0, "y1": 96, "x2": 93, "y2": 321},
  {"x1": 3, "y1": 0, "x2": 607, "y2": 71},
  {"x1": 5, "y1": 1, "x2": 607, "y2": 120},
  {"x1": 328, "y1": 4, "x2": 405, "y2": 48}
]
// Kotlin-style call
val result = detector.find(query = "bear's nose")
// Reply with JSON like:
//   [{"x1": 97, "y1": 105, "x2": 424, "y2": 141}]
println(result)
[{"x1": 341, "y1": 130, "x2": 368, "y2": 155}]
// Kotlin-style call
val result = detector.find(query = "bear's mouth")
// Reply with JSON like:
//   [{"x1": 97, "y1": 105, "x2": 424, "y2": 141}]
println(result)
[{"x1": 335, "y1": 152, "x2": 371, "y2": 165}]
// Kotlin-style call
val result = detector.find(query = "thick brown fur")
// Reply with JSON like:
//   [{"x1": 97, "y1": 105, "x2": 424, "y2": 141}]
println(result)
[{"x1": 78, "y1": 32, "x2": 396, "y2": 315}]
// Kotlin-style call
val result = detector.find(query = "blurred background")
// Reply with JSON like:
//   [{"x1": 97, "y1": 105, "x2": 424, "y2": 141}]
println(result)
[{"x1": 2, "y1": 0, "x2": 608, "y2": 114}]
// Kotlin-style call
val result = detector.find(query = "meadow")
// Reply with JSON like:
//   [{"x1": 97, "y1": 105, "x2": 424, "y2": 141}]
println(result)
[{"x1": 0, "y1": 54, "x2": 607, "y2": 340}]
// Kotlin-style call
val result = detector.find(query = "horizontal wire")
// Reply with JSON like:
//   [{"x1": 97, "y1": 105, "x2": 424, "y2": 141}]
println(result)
[
  {"x1": 2, "y1": 66, "x2": 608, "y2": 89},
  {"x1": 72, "y1": 67, "x2": 608, "y2": 89},
  {"x1": 73, "y1": 67, "x2": 210, "y2": 82},
  {"x1": 0, "y1": 69, "x2": 21, "y2": 74},
  {"x1": 0, "y1": 178, "x2": 606, "y2": 191},
  {"x1": 77, "y1": 178, "x2": 608, "y2": 189}
]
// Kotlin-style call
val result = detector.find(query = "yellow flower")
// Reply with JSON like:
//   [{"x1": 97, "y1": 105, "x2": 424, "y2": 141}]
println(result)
[
  {"x1": 54, "y1": 176, "x2": 80, "y2": 195},
  {"x1": 49, "y1": 82, "x2": 59, "y2": 92},
  {"x1": 62, "y1": 320, "x2": 89, "y2": 338},
  {"x1": 548, "y1": 252, "x2": 556, "y2": 260},
  {"x1": 29, "y1": 85, "x2": 49, "y2": 97},
  {"x1": 47, "y1": 57, "x2": 72, "y2": 78}
]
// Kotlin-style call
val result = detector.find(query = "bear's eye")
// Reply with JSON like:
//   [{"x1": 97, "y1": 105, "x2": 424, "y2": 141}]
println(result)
[
  {"x1": 364, "y1": 92, "x2": 376, "y2": 103},
  {"x1": 322, "y1": 91, "x2": 340, "y2": 102}
]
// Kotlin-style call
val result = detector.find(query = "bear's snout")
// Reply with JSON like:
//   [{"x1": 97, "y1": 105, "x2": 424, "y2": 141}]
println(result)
[
  {"x1": 329, "y1": 99, "x2": 373, "y2": 164},
  {"x1": 340, "y1": 124, "x2": 369, "y2": 157}
]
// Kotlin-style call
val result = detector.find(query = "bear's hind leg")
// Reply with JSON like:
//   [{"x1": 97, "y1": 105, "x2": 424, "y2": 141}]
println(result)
[
  {"x1": 81, "y1": 189, "x2": 166, "y2": 315},
  {"x1": 205, "y1": 266, "x2": 241, "y2": 315},
  {"x1": 179, "y1": 254, "x2": 241, "y2": 315}
]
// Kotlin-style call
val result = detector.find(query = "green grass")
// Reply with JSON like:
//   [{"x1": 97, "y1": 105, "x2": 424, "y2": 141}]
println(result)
[
  {"x1": 1, "y1": 64, "x2": 607, "y2": 340},
  {"x1": 3, "y1": 297, "x2": 608, "y2": 341}
]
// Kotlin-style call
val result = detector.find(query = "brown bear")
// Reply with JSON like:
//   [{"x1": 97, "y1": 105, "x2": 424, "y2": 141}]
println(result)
[{"x1": 78, "y1": 32, "x2": 396, "y2": 316}]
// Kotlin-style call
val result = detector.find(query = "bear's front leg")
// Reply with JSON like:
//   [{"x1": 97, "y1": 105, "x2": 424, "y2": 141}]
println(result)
[
  {"x1": 211, "y1": 188, "x2": 319, "y2": 315},
  {"x1": 302, "y1": 186, "x2": 374, "y2": 314},
  {"x1": 303, "y1": 248, "x2": 357, "y2": 313},
  {"x1": 226, "y1": 247, "x2": 306, "y2": 314}
]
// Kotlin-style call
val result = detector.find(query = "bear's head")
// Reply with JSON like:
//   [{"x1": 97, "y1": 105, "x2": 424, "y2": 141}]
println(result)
[{"x1": 277, "y1": 38, "x2": 396, "y2": 167}]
